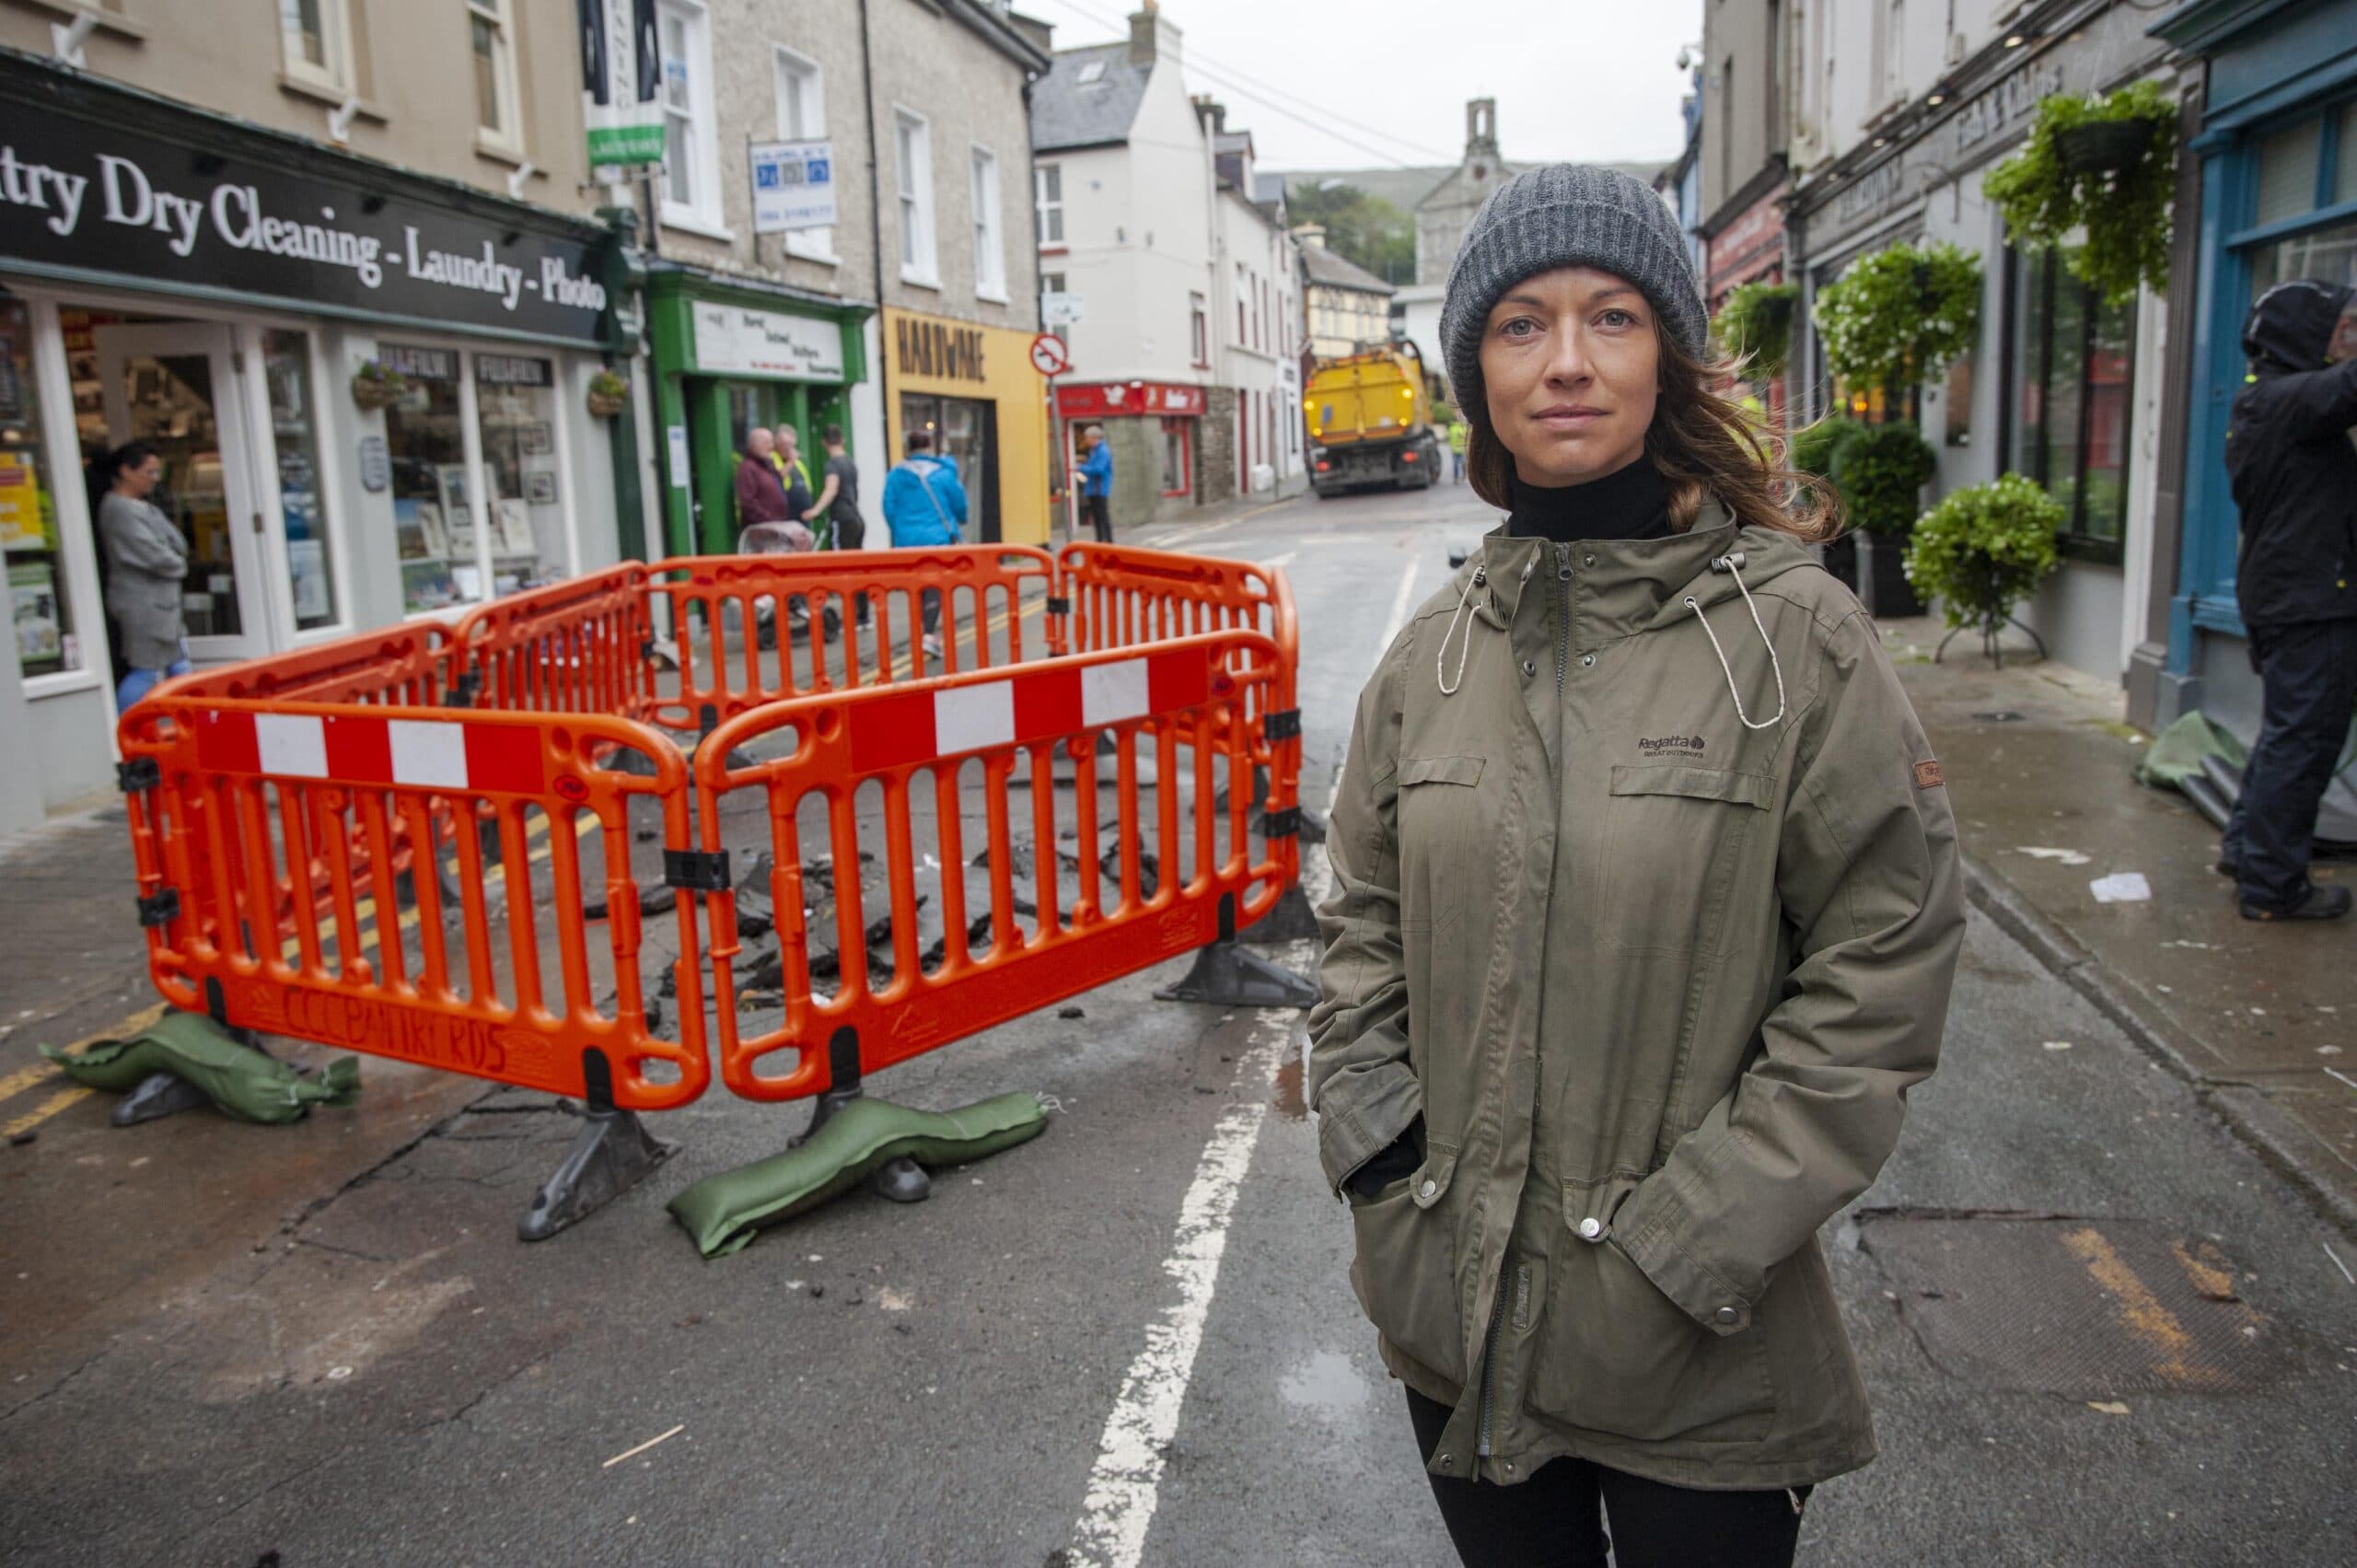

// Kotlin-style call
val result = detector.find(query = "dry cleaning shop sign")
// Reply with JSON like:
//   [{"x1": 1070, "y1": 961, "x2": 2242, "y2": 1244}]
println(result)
[{"x1": 0, "y1": 117, "x2": 609, "y2": 344}]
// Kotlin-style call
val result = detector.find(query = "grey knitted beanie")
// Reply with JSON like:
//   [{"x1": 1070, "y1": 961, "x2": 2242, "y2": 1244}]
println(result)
[{"x1": 1440, "y1": 164, "x2": 1708, "y2": 430}]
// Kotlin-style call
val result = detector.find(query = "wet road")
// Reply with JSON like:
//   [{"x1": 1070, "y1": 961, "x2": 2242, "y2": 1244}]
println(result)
[{"x1": 2, "y1": 477, "x2": 2352, "y2": 1565}]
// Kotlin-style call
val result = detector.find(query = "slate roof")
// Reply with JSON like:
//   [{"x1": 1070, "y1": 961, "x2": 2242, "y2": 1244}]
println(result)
[
  {"x1": 1031, "y1": 43, "x2": 1153, "y2": 153},
  {"x1": 1301, "y1": 243, "x2": 1395, "y2": 296}
]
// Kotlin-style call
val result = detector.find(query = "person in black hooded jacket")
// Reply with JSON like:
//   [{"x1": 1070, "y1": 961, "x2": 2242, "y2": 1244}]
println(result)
[{"x1": 2218, "y1": 278, "x2": 2357, "y2": 921}]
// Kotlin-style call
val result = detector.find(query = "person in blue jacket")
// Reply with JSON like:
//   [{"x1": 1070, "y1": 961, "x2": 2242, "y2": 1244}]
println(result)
[
  {"x1": 881, "y1": 429, "x2": 967, "y2": 655},
  {"x1": 1077, "y1": 423, "x2": 1114, "y2": 542}
]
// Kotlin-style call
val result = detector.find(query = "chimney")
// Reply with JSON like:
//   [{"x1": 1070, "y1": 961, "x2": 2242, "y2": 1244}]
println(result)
[
  {"x1": 1191, "y1": 94, "x2": 1226, "y2": 136},
  {"x1": 1128, "y1": 2, "x2": 1158, "y2": 68},
  {"x1": 1008, "y1": 12, "x2": 1053, "y2": 54},
  {"x1": 1294, "y1": 223, "x2": 1328, "y2": 250}
]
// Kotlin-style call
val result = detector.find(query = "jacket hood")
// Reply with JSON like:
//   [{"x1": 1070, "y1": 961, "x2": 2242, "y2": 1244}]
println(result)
[{"x1": 2242, "y1": 279, "x2": 2352, "y2": 375}]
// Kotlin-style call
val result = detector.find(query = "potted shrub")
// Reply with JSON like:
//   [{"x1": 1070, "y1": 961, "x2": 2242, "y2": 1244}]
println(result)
[
  {"x1": 1714, "y1": 279, "x2": 1799, "y2": 383},
  {"x1": 1903, "y1": 473, "x2": 2063, "y2": 667},
  {"x1": 350, "y1": 359, "x2": 406, "y2": 411},
  {"x1": 586, "y1": 368, "x2": 630, "y2": 418},
  {"x1": 1984, "y1": 80, "x2": 2177, "y2": 306},
  {"x1": 1788, "y1": 415, "x2": 1866, "y2": 589},
  {"x1": 1812, "y1": 242, "x2": 1980, "y2": 407},
  {"x1": 1832, "y1": 422, "x2": 1938, "y2": 617}
]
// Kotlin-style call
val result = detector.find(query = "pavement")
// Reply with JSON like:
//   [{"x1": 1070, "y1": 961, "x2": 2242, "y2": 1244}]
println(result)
[
  {"x1": 1879, "y1": 619, "x2": 2357, "y2": 1237},
  {"x1": 1, "y1": 482, "x2": 2352, "y2": 1566}
]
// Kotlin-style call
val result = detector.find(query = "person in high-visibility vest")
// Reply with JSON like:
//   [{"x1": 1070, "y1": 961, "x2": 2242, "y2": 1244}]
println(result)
[{"x1": 1446, "y1": 415, "x2": 1469, "y2": 483}]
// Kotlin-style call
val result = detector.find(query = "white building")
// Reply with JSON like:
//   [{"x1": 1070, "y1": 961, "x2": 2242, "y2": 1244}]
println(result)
[{"x1": 1206, "y1": 109, "x2": 1303, "y2": 496}]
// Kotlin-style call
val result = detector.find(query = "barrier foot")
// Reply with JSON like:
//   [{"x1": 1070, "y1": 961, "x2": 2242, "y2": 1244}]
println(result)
[
  {"x1": 794, "y1": 1063, "x2": 932, "y2": 1205},
  {"x1": 1155, "y1": 895, "x2": 1318, "y2": 1009},
  {"x1": 110, "y1": 1069, "x2": 211, "y2": 1127},
  {"x1": 518, "y1": 1051, "x2": 676, "y2": 1242},
  {"x1": 1241, "y1": 879, "x2": 1322, "y2": 947}
]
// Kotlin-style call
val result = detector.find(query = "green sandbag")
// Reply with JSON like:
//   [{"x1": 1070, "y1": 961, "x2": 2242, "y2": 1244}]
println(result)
[
  {"x1": 668, "y1": 1091, "x2": 1048, "y2": 1258},
  {"x1": 2135, "y1": 710, "x2": 2248, "y2": 789},
  {"x1": 45, "y1": 1011, "x2": 360, "y2": 1125}
]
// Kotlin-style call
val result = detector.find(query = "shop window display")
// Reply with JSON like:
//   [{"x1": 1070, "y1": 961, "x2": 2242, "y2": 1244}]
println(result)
[
  {"x1": 0, "y1": 292, "x2": 77, "y2": 678},
  {"x1": 382, "y1": 343, "x2": 471, "y2": 613},
  {"x1": 473, "y1": 354, "x2": 560, "y2": 595}
]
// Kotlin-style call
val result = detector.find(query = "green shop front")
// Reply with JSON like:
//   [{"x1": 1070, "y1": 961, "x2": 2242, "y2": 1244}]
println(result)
[{"x1": 644, "y1": 266, "x2": 869, "y2": 555}]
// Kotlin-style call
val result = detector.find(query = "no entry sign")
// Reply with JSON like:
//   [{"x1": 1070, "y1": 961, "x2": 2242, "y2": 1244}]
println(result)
[{"x1": 1028, "y1": 332, "x2": 1071, "y2": 377}]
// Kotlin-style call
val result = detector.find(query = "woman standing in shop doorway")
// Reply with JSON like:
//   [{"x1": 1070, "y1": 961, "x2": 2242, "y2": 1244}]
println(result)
[
  {"x1": 95, "y1": 441, "x2": 190, "y2": 710},
  {"x1": 1307, "y1": 165, "x2": 1966, "y2": 1567}
]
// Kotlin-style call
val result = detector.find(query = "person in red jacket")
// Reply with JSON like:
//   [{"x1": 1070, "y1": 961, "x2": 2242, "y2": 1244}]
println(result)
[{"x1": 735, "y1": 427, "x2": 794, "y2": 533}]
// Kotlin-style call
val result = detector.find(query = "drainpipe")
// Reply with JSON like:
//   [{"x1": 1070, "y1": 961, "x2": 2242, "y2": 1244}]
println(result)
[{"x1": 860, "y1": 0, "x2": 891, "y2": 456}]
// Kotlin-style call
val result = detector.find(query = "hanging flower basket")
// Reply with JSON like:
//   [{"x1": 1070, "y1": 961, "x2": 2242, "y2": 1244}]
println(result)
[
  {"x1": 2055, "y1": 120, "x2": 2151, "y2": 175},
  {"x1": 586, "y1": 369, "x2": 629, "y2": 419},
  {"x1": 1811, "y1": 242, "x2": 1982, "y2": 400},
  {"x1": 350, "y1": 362, "x2": 406, "y2": 411},
  {"x1": 1713, "y1": 280, "x2": 1800, "y2": 382},
  {"x1": 1985, "y1": 81, "x2": 2177, "y2": 306}
]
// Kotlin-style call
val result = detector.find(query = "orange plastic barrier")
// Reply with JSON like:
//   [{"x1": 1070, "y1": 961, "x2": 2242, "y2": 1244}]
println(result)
[{"x1": 116, "y1": 543, "x2": 1303, "y2": 1123}]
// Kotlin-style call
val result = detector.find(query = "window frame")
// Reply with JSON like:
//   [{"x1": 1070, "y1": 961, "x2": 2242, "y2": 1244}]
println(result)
[
  {"x1": 656, "y1": 0, "x2": 728, "y2": 238},
  {"x1": 1036, "y1": 162, "x2": 1065, "y2": 249},
  {"x1": 2003, "y1": 246, "x2": 2134, "y2": 565},
  {"x1": 970, "y1": 143, "x2": 1006, "y2": 304},
  {"x1": 1159, "y1": 416, "x2": 1192, "y2": 497},
  {"x1": 466, "y1": 0, "x2": 526, "y2": 158},
  {"x1": 279, "y1": 0, "x2": 357, "y2": 97},
  {"x1": 894, "y1": 106, "x2": 939, "y2": 287},
  {"x1": 1190, "y1": 292, "x2": 1209, "y2": 367},
  {"x1": 772, "y1": 44, "x2": 836, "y2": 263}
]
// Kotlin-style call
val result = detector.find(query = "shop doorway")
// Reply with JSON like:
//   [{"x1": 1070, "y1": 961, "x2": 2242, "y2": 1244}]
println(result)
[
  {"x1": 92, "y1": 321, "x2": 270, "y2": 663},
  {"x1": 900, "y1": 392, "x2": 1000, "y2": 543}
]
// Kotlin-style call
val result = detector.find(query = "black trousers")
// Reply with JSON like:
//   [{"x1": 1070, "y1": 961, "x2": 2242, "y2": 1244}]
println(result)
[
  {"x1": 1405, "y1": 1388, "x2": 1806, "y2": 1568},
  {"x1": 2223, "y1": 619, "x2": 2357, "y2": 907},
  {"x1": 1084, "y1": 493, "x2": 1113, "y2": 544},
  {"x1": 832, "y1": 513, "x2": 869, "y2": 622}
]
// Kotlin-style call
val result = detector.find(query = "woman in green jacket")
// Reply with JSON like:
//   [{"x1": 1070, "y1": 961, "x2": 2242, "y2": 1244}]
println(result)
[{"x1": 1307, "y1": 164, "x2": 1965, "y2": 1566}]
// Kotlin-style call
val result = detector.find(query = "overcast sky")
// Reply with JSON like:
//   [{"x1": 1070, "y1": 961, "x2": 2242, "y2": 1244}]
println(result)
[{"x1": 1019, "y1": 0, "x2": 1702, "y2": 172}]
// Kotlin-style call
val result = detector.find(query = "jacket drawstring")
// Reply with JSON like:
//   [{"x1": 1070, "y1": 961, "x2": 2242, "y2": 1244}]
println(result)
[
  {"x1": 1437, "y1": 551, "x2": 1533, "y2": 695},
  {"x1": 1682, "y1": 552, "x2": 1787, "y2": 730}
]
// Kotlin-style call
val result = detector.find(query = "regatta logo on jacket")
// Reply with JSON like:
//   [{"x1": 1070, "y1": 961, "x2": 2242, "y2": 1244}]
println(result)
[{"x1": 1638, "y1": 734, "x2": 1707, "y2": 756}]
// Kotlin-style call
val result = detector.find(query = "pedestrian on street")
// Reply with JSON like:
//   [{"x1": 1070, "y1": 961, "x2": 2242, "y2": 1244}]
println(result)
[
  {"x1": 772, "y1": 424, "x2": 817, "y2": 524},
  {"x1": 811, "y1": 423, "x2": 871, "y2": 629},
  {"x1": 1446, "y1": 414, "x2": 1469, "y2": 483},
  {"x1": 96, "y1": 440, "x2": 192, "y2": 710},
  {"x1": 1078, "y1": 423, "x2": 1114, "y2": 543},
  {"x1": 735, "y1": 427, "x2": 795, "y2": 535},
  {"x1": 1307, "y1": 164, "x2": 1966, "y2": 1568},
  {"x1": 881, "y1": 428, "x2": 967, "y2": 656},
  {"x1": 2217, "y1": 279, "x2": 2357, "y2": 923}
]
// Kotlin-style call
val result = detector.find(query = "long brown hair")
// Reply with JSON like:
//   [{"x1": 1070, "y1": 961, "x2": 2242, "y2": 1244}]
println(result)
[{"x1": 1466, "y1": 324, "x2": 1842, "y2": 543}]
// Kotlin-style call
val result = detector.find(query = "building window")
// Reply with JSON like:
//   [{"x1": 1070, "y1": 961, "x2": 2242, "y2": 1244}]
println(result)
[
  {"x1": 381, "y1": 345, "x2": 477, "y2": 614},
  {"x1": 658, "y1": 1, "x2": 721, "y2": 230},
  {"x1": 1235, "y1": 263, "x2": 1248, "y2": 343},
  {"x1": 474, "y1": 354, "x2": 564, "y2": 596},
  {"x1": 1040, "y1": 273, "x2": 1065, "y2": 296},
  {"x1": 262, "y1": 330, "x2": 339, "y2": 632},
  {"x1": 774, "y1": 46, "x2": 833, "y2": 261},
  {"x1": 1160, "y1": 417, "x2": 1191, "y2": 496},
  {"x1": 1036, "y1": 162, "x2": 1063, "y2": 247},
  {"x1": 1881, "y1": 0, "x2": 1904, "y2": 109},
  {"x1": 2008, "y1": 248, "x2": 2134, "y2": 558},
  {"x1": 971, "y1": 145, "x2": 1006, "y2": 302},
  {"x1": 1, "y1": 293, "x2": 82, "y2": 679},
  {"x1": 467, "y1": 0, "x2": 522, "y2": 153},
  {"x1": 279, "y1": 0, "x2": 354, "y2": 95},
  {"x1": 1190, "y1": 292, "x2": 1208, "y2": 366},
  {"x1": 895, "y1": 109, "x2": 937, "y2": 285}
]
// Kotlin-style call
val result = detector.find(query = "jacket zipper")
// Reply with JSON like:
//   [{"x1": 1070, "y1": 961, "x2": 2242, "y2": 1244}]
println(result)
[
  {"x1": 1475, "y1": 1254, "x2": 1511, "y2": 1461},
  {"x1": 1552, "y1": 542, "x2": 1573, "y2": 694}
]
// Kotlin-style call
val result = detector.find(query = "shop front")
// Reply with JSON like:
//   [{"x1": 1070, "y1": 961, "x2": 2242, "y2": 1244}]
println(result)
[
  {"x1": 1053, "y1": 380, "x2": 1206, "y2": 531},
  {"x1": 1703, "y1": 176, "x2": 1788, "y2": 424},
  {"x1": 0, "y1": 52, "x2": 633, "y2": 832},
  {"x1": 881, "y1": 307, "x2": 1051, "y2": 547},
  {"x1": 2154, "y1": 0, "x2": 2357, "y2": 738},
  {"x1": 644, "y1": 264, "x2": 869, "y2": 555}
]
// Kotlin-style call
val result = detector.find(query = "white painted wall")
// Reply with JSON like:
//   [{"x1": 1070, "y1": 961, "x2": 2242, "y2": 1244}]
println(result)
[{"x1": 1794, "y1": 0, "x2": 2012, "y2": 169}]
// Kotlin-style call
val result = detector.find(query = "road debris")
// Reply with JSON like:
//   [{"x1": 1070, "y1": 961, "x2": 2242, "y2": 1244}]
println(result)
[
  {"x1": 602, "y1": 1424, "x2": 686, "y2": 1468},
  {"x1": 2089, "y1": 872, "x2": 2152, "y2": 904}
]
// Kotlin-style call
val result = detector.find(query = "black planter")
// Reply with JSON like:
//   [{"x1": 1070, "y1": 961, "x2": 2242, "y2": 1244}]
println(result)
[
  {"x1": 1821, "y1": 531, "x2": 1860, "y2": 592},
  {"x1": 2056, "y1": 120, "x2": 2150, "y2": 175},
  {"x1": 1856, "y1": 530, "x2": 1924, "y2": 618}
]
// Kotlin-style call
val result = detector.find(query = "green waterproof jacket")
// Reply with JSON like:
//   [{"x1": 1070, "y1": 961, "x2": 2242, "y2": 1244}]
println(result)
[{"x1": 1307, "y1": 504, "x2": 1964, "y2": 1492}]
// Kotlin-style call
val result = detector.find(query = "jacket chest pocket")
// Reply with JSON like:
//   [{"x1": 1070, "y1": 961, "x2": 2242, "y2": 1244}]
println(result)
[
  {"x1": 1597, "y1": 765, "x2": 1772, "y2": 955},
  {"x1": 1397, "y1": 754, "x2": 1486, "y2": 934}
]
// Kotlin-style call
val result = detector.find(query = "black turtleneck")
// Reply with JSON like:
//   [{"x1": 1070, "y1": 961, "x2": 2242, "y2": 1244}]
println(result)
[{"x1": 1506, "y1": 456, "x2": 1673, "y2": 543}]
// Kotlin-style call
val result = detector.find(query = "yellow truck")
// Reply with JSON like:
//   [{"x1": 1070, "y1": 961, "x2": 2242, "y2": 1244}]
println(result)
[{"x1": 1304, "y1": 343, "x2": 1443, "y2": 497}]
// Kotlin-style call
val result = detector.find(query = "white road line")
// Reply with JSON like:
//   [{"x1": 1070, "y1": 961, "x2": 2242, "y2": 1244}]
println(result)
[
  {"x1": 1257, "y1": 552, "x2": 1297, "y2": 570},
  {"x1": 1065, "y1": 557, "x2": 1419, "y2": 1568}
]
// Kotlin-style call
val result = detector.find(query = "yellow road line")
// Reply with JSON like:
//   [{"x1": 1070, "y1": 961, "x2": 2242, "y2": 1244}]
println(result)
[{"x1": 4, "y1": 1087, "x2": 93, "y2": 1138}]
